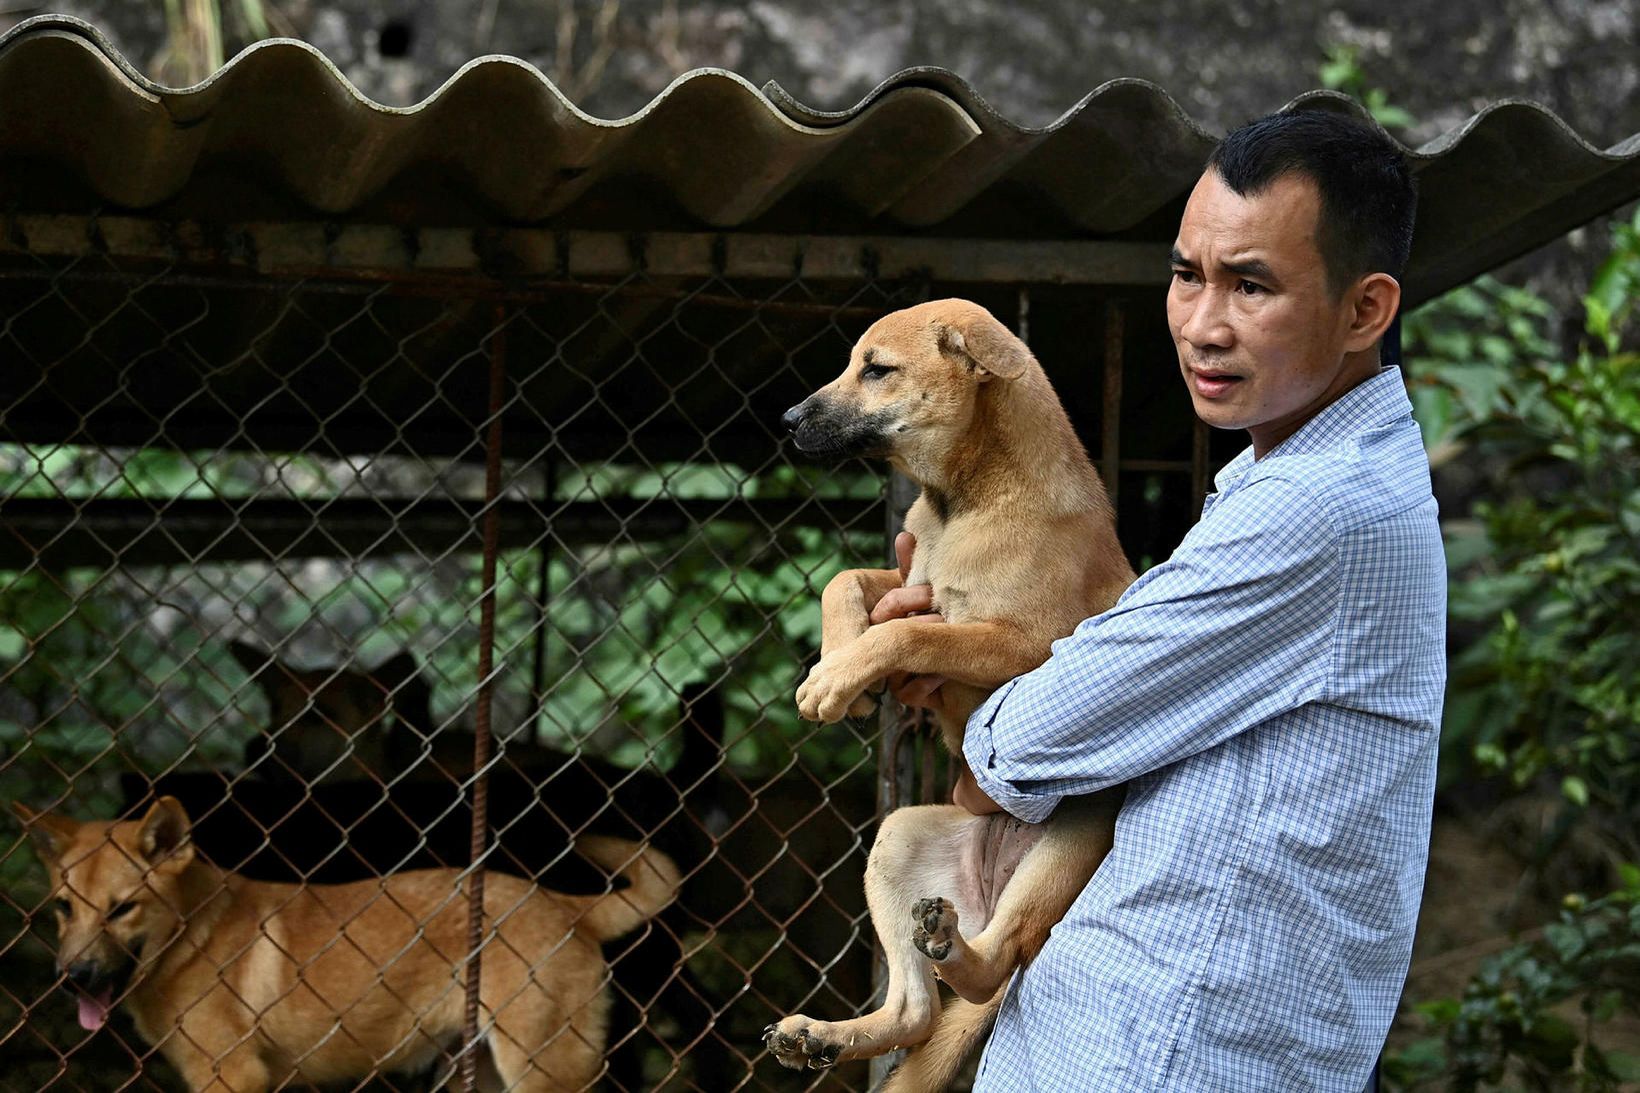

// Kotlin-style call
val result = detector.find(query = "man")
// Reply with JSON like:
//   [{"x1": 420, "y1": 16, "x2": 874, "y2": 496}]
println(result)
[{"x1": 875, "y1": 110, "x2": 1444, "y2": 1090}]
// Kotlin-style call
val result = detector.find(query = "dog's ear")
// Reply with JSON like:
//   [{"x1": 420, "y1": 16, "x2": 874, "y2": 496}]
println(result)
[
  {"x1": 12, "y1": 802, "x2": 77, "y2": 864},
  {"x1": 137, "y1": 797, "x2": 194, "y2": 873},
  {"x1": 936, "y1": 308, "x2": 1032, "y2": 382},
  {"x1": 371, "y1": 652, "x2": 421, "y2": 689},
  {"x1": 230, "y1": 639, "x2": 299, "y2": 709},
  {"x1": 228, "y1": 640, "x2": 269, "y2": 677},
  {"x1": 372, "y1": 652, "x2": 434, "y2": 734}
]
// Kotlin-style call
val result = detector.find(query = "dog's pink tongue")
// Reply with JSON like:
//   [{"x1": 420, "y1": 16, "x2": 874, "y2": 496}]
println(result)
[{"x1": 77, "y1": 989, "x2": 111, "y2": 1031}]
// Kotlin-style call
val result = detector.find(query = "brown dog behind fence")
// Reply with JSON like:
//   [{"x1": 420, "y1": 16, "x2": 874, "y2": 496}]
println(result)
[
  {"x1": 14, "y1": 795, "x2": 680, "y2": 1092},
  {"x1": 113, "y1": 657, "x2": 878, "y2": 1090}
]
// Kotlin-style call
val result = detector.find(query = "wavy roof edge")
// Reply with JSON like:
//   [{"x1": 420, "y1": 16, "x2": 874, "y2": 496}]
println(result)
[{"x1": 0, "y1": 13, "x2": 1637, "y2": 304}]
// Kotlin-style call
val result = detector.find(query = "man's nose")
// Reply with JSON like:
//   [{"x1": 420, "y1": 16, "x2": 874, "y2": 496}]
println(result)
[
  {"x1": 1179, "y1": 289, "x2": 1233, "y2": 350},
  {"x1": 781, "y1": 401, "x2": 810, "y2": 433}
]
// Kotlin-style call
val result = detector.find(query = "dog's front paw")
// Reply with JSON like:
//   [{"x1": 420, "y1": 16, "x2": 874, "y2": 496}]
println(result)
[
  {"x1": 796, "y1": 656, "x2": 868, "y2": 724},
  {"x1": 911, "y1": 896, "x2": 959, "y2": 962},
  {"x1": 763, "y1": 1016, "x2": 845, "y2": 1071}
]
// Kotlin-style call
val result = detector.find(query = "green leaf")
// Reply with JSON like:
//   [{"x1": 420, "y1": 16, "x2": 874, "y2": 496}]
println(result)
[
  {"x1": 1606, "y1": 1049, "x2": 1640, "y2": 1081},
  {"x1": 1561, "y1": 775, "x2": 1589, "y2": 808}
]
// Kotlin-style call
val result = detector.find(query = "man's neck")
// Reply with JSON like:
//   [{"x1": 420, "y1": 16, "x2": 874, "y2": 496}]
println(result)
[{"x1": 1250, "y1": 349, "x2": 1382, "y2": 460}]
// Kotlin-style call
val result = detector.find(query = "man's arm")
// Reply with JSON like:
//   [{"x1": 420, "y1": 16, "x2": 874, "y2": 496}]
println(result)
[{"x1": 963, "y1": 475, "x2": 1343, "y2": 823}]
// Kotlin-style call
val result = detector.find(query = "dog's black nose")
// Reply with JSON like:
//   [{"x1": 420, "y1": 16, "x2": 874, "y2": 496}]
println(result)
[
  {"x1": 65, "y1": 961, "x2": 103, "y2": 989},
  {"x1": 781, "y1": 402, "x2": 808, "y2": 434}
]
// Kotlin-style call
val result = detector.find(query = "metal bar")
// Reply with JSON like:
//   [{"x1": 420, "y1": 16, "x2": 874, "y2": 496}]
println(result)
[
  {"x1": 0, "y1": 409, "x2": 867, "y2": 463},
  {"x1": 0, "y1": 496, "x2": 887, "y2": 570},
  {"x1": 0, "y1": 260, "x2": 901, "y2": 316},
  {"x1": 529, "y1": 461, "x2": 556, "y2": 725},
  {"x1": 1101, "y1": 301, "x2": 1125, "y2": 507},
  {"x1": 461, "y1": 307, "x2": 508, "y2": 1093},
  {"x1": 869, "y1": 469, "x2": 923, "y2": 1089},
  {"x1": 0, "y1": 215, "x2": 1173, "y2": 286},
  {"x1": 1191, "y1": 419, "x2": 1212, "y2": 519}
]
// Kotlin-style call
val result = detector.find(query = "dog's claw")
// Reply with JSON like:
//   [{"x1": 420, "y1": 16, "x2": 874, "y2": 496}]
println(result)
[{"x1": 764, "y1": 1016, "x2": 846, "y2": 1071}]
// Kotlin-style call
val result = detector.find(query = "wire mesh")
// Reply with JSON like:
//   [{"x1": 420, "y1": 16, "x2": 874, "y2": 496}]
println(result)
[{"x1": 0, "y1": 231, "x2": 938, "y2": 1092}]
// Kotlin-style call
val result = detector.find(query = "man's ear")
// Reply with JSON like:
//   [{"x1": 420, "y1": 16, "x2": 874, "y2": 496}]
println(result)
[
  {"x1": 137, "y1": 797, "x2": 194, "y2": 874},
  {"x1": 1344, "y1": 273, "x2": 1402, "y2": 354},
  {"x1": 12, "y1": 802, "x2": 77, "y2": 865},
  {"x1": 935, "y1": 305, "x2": 1032, "y2": 381}
]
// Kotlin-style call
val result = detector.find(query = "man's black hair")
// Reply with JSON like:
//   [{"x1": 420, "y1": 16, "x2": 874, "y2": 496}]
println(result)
[{"x1": 1207, "y1": 111, "x2": 1417, "y2": 297}]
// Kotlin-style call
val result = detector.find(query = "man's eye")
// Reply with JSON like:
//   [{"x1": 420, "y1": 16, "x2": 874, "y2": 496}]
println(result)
[
  {"x1": 1171, "y1": 269, "x2": 1199, "y2": 284},
  {"x1": 861, "y1": 364, "x2": 897, "y2": 380},
  {"x1": 109, "y1": 901, "x2": 139, "y2": 920},
  {"x1": 1237, "y1": 279, "x2": 1266, "y2": 296}
]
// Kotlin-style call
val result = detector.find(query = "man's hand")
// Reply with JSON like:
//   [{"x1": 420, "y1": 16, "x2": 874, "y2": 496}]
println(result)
[{"x1": 877, "y1": 532, "x2": 950, "y2": 711}]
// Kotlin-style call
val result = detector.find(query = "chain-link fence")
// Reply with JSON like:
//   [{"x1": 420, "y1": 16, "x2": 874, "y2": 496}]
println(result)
[{"x1": 0, "y1": 216, "x2": 1220, "y2": 1092}]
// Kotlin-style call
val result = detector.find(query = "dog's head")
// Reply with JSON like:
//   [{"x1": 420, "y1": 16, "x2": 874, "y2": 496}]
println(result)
[
  {"x1": 10, "y1": 797, "x2": 195, "y2": 1032},
  {"x1": 781, "y1": 299, "x2": 1034, "y2": 472},
  {"x1": 231, "y1": 641, "x2": 429, "y2": 780}
]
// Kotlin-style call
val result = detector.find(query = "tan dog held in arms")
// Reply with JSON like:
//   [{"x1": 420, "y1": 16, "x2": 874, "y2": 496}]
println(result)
[
  {"x1": 14, "y1": 796, "x2": 680, "y2": 1092},
  {"x1": 764, "y1": 299, "x2": 1136, "y2": 1088}
]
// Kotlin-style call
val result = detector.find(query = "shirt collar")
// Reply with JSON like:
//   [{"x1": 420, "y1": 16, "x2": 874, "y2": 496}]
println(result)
[{"x1": 1211, "y1": 367, "x2": 1412, "y2": 495}]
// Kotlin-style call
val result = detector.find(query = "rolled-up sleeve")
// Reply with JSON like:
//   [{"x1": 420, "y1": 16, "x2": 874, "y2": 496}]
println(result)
[{"x1": 963, "y1": 474, "x2": 1342, "y2": 822}]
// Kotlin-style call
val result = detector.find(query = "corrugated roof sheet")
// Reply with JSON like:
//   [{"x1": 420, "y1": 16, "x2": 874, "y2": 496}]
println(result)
[{"x1": 1, "y1": 13, "x2": 1637, "y2": 303}]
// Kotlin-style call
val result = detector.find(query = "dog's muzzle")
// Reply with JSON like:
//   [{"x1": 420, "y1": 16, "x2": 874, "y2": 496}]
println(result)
[{"x1": 781, "y1": 397, "x2": 892, "y2": 459}]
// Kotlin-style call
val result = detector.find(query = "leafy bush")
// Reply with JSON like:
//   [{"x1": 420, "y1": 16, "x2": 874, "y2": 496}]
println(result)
[
  {"x1": 1388, "y1": 868, "x2": 1640, "y2": 1092},
  {"x1": 1393, "y1": 206, "x2": 1640, "y2": 1089},
  {"x1": 1409, "y1": 208, "x2": 1640, "y2": 854}
]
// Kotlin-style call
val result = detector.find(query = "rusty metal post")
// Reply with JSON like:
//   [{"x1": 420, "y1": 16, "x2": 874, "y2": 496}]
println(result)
[
  {"x1": 869, "y1": 470, "x2": 923, "y2": 1088},
  {"x1": 1101, "y1": 301, "x2": 1125, "y2": 507},
  {"x1": 460, "y1": 305, "x2": 508, "y2": 1093},
  {"x1": 1191, "y1": 419, "x2": 1212, "y2": 518},
  {"x1": 530, "y1": 461, "x2": 556, "y2": 723}
]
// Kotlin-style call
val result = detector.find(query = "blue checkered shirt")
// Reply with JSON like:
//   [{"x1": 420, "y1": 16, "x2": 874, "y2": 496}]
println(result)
[{"x1": 963, "y1": 368, "x2": 1446, "y2": 1091}]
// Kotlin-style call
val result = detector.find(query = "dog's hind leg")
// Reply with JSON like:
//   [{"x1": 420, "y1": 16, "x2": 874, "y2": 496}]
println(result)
[
  {"x1": 485, "y1": 998, "x2": 609, "y2": 1093},
  {"x1": 764, "y1": 804, "x2": 988, "y2": 1071},
  {"x1": 166, "y1": 1038, "x2": 272, "y2": 1093},
  {"x1": 913, "y1": 791, "x2": 1118, "y2": 1005}
]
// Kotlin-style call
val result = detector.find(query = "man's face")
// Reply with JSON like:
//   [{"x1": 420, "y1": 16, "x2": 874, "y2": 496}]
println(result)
[{"x1": 1166, "y1": 169, "x2": 1373, "y2": 456}]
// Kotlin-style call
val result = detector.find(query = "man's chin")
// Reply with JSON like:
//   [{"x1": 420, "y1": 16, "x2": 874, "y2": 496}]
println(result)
[{"x1": 1187, "y1": 396, "x2": 1250, "y2": 432}]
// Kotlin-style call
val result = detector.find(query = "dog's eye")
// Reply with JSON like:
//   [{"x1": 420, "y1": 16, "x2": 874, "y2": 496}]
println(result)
[
  {"x1": 52, "y1": 899, "x2": 72, "y2": 919},
  {"x1": 860, "y1": 364, "x2": 897, "y2": 381},
  {"x1": 108, "y1": 901, "x2": 139, "y2": 920}
]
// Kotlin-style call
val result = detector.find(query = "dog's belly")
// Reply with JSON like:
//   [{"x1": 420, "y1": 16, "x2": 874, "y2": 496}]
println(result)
[{"x1": 954, "y1": 811, "x2": 1045, "y2": 927}]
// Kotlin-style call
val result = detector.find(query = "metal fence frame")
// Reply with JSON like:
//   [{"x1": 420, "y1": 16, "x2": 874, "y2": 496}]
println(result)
[{"x1": 0, "y1": 212, "x2": 1221, "y2": 1092}]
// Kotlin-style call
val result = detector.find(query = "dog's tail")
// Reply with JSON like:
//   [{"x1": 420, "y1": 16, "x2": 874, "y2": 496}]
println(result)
[
  {"x1": 881, "y1": 990, "x2": 1004, "y2": 1093},
  {"x1": 572, "y1": 836, "x2": 682, "y2": 941}
]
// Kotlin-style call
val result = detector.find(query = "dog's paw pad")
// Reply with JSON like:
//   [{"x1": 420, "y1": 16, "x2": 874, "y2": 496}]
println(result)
[
  {"x1": 764, "y1": 1017, "x2": 844, "y2": 1071},
  {"x1": 802, "y1": 1032, "x2": 843, "y2": 1069},
  {"x1": 911, "y1": 896, "x2": 958, "y2": 962},
  {"x1": 847, "y1": 694, "x2": 876, "y2": 719}
]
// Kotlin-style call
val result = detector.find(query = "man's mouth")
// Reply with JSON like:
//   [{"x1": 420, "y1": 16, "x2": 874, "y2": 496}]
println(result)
[{"x1": 1189, "y1": 369, "x2": 1244, "y2": 399}]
